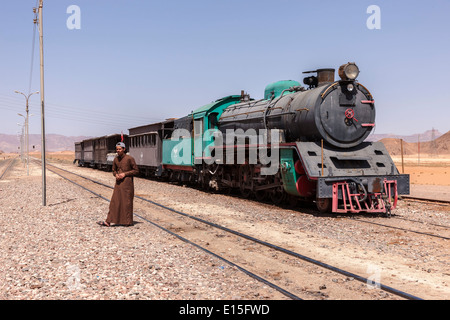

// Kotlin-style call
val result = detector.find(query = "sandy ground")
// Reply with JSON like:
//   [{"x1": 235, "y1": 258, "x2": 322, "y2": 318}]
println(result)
[{"x1": 390, "y1": 155, "x2": 450, "y2": 201}]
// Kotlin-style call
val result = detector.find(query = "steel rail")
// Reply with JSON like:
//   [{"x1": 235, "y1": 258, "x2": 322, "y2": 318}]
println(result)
[
  {"x1": 44, "y1": 163, "x2": 302, "y2": 301},
  {"x1": 0, "y1": 158, "x2": 16, "y2": 180},
  {"x1": 45, "y1": 162, "x2": 423, "y2": 300},
  {"x1": 350, "y1": 217, "x2": 450, "y2": 241},
  {"x1": 62, "y1": 165, "x2": 450, "y2": 239},
  {"x1": 391, "y1": 216, "x2": 450, "y2": 230},
  {"x1": 401, "y1": 195, "x2": 450, "y2": 206}
]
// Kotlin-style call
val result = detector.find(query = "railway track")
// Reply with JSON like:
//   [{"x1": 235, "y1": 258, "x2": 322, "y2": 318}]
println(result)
[
  {"x1": 247, "y1": 195, "x2": 450, "y2": 241},
  {"x1": 0, "y1": 157, "x2": 16, "y2": 180},
  {"x1": 68, "y1": 163, "x2": 450, "y2": 241},
  {"x1": 401, "y1": 195, "x2": 450, "y2": 206},
  {"x1": 349, "y1": 215, "x2": 450, "y2": 241},
  {"x1": 40, "y1": 160, "x2": 424, "y2": 300}
]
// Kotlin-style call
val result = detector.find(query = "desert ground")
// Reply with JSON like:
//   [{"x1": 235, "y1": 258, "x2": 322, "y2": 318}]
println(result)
[
  {"x1": 391, "y1": 155, "x2": 450, "y2": 185},
  {"x1": 389, "y1": 154, "x2": 450, "y2": 202}
]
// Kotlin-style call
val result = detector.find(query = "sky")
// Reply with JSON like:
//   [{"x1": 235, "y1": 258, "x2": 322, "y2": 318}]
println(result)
[{"x1": 1, "y1": 0, "x2": 449, "y2": 138}]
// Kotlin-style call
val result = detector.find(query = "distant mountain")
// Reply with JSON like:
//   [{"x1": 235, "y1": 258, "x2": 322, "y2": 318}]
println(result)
[
  {"x1": 366, "y1": 129, "x2": 444, "y2": 143},
  {"x1": 0, "y1": 134, "x2": 91, "y2": 153},
  {"x1": 379, "y1": 130, "x2": 450, "y2": 155},
  {"x1": 1, "y1": 129, "x2": 448, "y2": 155}
]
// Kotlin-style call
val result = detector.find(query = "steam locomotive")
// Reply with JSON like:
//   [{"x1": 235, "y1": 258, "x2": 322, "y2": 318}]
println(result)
[{"x1": 75, "y1": 63, "x2": 409, "y2": 214}]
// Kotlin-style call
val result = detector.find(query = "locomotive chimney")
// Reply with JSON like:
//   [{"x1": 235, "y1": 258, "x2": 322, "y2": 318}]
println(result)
[
  {"x1": 316, "y1": 68, "x2": 335, "y2": 86},
  {"x1": 240, "y1": 90, "x2": 250, "y2": 102}
]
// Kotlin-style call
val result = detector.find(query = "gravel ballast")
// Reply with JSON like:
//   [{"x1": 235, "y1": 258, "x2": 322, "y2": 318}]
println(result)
[
  {"x1": 1, "y1": 159, "x2": 449, "y2": 300},
  {"x1": 0, "y1": 163, "x2": 287, "y2": 300}
]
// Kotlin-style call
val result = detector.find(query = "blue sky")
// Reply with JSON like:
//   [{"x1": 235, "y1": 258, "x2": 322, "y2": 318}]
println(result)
[{"x1": 1, "y1": 0, "x2": 449, "y2": 137}]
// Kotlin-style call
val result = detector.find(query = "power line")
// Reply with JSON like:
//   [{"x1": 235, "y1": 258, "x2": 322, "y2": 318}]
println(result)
[
  {"x1": 1, "y1": 99, "x2": 165, "y2": 130},
  {"x1": 0, "y1": 93, "x2": 163, "y2": 121},
  {"x1": 1, "y1": 104, "x2": 150, "y2": 128},
  {"x1": 0, "y1": 95, "x2": 164, "y2": 125}
]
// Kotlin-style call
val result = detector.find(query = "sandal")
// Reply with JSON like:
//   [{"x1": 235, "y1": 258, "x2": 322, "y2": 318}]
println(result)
[{"x1": 96, "y1": 221, "x2": 110, "y2": 227}]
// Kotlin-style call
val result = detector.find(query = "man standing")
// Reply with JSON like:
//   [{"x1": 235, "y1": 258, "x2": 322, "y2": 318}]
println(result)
[{"x1": 97, "y1": 142, "x2": 139, "y2": 227}]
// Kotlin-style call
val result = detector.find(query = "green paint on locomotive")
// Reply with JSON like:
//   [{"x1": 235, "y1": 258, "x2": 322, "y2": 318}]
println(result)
[
  {"x1": 161, "y1": 86, "x2": 317, "y2": 199},
  {"x1": 162, "y1": 135, "x2": 192, "y2": 166},
  {"x1": 264, "y1": 80, "x2": 301, "y2": 100},
  {"x1": 162, "y1": 95, "x2": 242, "y2": 167},
  {"x1": 280, "y1": 148, "x2": 300, "y2": 196}
]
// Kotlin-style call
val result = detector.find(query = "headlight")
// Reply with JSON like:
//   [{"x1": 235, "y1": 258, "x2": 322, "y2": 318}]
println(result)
[{"x1": 338, "y1": 62, "x2": 360, "y2": 80}]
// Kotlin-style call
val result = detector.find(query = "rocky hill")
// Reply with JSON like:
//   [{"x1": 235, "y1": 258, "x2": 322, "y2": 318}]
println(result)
[
  {"x1": 0, "y1": 134, "x2": 91, "y2": 153},
  {"x1": 366, "y1": 129, "x2": 443, "y2": 143},
  {"x1": 1, "y1": 130, "x2": 449, "y2": 156},
  {"x1": 379, "y1": 130, "x2": 450, "y2": 155}
]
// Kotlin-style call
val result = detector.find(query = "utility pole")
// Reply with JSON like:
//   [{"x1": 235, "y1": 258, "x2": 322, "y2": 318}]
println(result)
[
  {"x1": 418, "y1": 134, "x2": 420, "y2": 165},
  {"x1": 431, "y1": 127, "x2": 436, "y2": 157},
  {"x1": 36, "y1": 0, "x2": 47, "y2": 206},
  {"x1": 17, "y1": 123, "x2": 24, "y2": 161},
  {"x1": 15, "y1": 91, "x2": 39, "y2": 176},
  {"x1": 400, "y1": 139, "x2": 404, "y2": 174}
]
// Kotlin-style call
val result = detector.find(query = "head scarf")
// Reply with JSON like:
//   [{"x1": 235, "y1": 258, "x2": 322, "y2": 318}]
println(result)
[{"x1": 116, "y1": 142, "x2": 126, "y2": 149}]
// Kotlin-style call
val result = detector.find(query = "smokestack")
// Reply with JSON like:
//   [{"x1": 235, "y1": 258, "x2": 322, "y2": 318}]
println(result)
[{"x1": 316, "y1": 68, "x2": 335, "y2": 86}]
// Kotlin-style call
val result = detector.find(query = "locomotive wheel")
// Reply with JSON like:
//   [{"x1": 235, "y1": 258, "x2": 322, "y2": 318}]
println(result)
[
  {"x1": 287, "y1": 195, "x2": 298, "y2": 208},
  {"x1": 201, "y1": 175, "x2": 210, "y2": 191},
  {"x1": 269, "y1": 188, "x2": 285, "y2": 205},
  {"x1": 254, "y1": 190, "x2": 268, "y2": 202},
  {"x1": 264, "y1": 172, "x2": 284, "y2": 205},
  {"x1": 316, "y1": 197, "x2": 332, "y2": 213},
  {"x1": 221, "y1": 173, "x2": 233, "y2": 194},
  {"x1": 239, "y1": 164, "x2": 253, "y2": 198}
]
